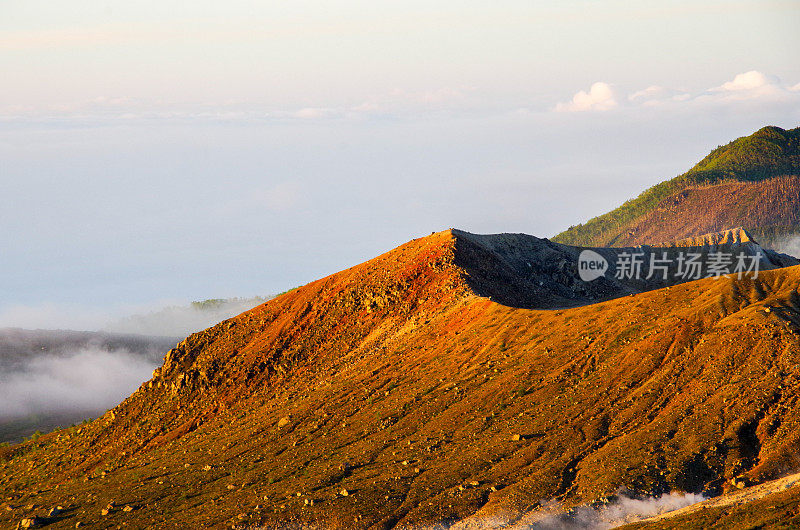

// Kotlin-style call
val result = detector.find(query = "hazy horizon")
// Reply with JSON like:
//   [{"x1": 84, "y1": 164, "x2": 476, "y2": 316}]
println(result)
[{"x1": 2, "y1": 1, "x2": 800, "y2": 330}]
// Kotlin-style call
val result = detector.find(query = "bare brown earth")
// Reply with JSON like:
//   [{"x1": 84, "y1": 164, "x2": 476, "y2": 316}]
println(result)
[{"x1": 3, "y1": 230, "x2": 800, "y2": 528}]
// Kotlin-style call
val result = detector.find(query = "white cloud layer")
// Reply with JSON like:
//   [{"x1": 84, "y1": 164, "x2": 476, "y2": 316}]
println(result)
[
  {"x1": 717, "y1": 70, "x2": 779, "y2": 92},
  {"x1": 293, "y1": 107, "x2": 331, "y2": 119},
  {"x1": 707, "y1": 70, "x2": 787, "y2": 101},
  {"x1": 555, "y1": 82, "x2": 618, "y2": 112},
  {"x1": 557, "y1": 71, "x2": 800, "y2": 112},
  {"x1": 628, "y1": 85, "x2": 690, "y2": 106},
  {"x1": 1, "y1": 72, "x2": 796, "y2": 123}
]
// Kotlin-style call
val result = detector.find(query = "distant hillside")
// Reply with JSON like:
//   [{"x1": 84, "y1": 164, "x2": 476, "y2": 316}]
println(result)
[
  {"x1": 3, "y1": 230, "x2": 800, "y2": 528},
  {"x1": 553, "y1": 126, "x2": 800, "y2": 251},
  {"x1": 104, "y1": 296, "x2": 271, "y2": 337}
]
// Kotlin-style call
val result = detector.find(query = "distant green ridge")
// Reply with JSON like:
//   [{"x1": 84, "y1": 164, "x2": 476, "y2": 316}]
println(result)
[{"x1": 553, "y1": 126, "x2": 800, "y2": 247}]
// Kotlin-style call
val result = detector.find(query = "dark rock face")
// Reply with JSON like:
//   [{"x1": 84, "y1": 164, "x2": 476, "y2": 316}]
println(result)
[{"x1": 452, "y1": 228, "x2": 798, "y2": 309}]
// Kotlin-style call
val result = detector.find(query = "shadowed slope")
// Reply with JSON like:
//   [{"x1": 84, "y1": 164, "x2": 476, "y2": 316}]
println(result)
[
  {"x1": 453, "y1": 228, "x2": 796, "y2": 308},
  {"x1": 2, "y1": 231, "x2": 800, "y2": 528}
]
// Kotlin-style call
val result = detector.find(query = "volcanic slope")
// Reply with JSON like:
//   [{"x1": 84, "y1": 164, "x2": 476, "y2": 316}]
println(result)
[
  {"x1": 3, "y1": 230, "x2": 800, "y2": 528},
  {"x1": 553, "y1": 125, "x2": 800, "y2": 250}
]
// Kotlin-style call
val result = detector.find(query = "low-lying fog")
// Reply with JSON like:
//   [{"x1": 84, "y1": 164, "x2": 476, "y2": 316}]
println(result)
[
  {"x1": 0, "y1": 344, "x2": 160, "y2": 418},
  {"x1": 0, "y1": 328, "x2": 177, "y2": 443},
  {"x1": 0, "y1": 297, "x2": 268, "y2": 443}
]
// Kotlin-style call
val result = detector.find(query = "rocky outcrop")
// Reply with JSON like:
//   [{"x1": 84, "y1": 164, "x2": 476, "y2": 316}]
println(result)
[{"x1": 452, "y1": 228, "x2": 798, "y2": 309}]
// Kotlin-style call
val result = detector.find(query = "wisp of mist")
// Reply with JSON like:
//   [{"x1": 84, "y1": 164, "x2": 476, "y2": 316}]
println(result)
[
  {"x1": 509, "y1": 492, "x2": 705, "y2": 529},
  {"x1": 103, "y1": 297, "x2": 268, "y2": 337},
  {"x1": 775, "y1": 235, "x2": 800, "y2": 259}
]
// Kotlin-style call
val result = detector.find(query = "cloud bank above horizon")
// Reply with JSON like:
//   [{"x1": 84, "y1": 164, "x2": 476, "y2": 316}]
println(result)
[
  {"x1": 554, "y1": 71, "x2": 800, "y2": 113},
  {"x1": 1, "y1": 1, "x2": 799, "y2": 322},
  {"x1": 2, "y1": 70, "x2": 798, "y2": 123}
]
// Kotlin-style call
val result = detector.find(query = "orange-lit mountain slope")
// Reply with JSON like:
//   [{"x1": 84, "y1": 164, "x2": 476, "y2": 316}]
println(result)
[{"x1": 2, "y1": 230, "x2": 800, "y2": 528}]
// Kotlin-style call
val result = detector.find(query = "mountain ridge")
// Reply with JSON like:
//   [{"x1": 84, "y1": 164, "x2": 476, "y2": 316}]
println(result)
[
  {"x1": 553, "y1": 126, "x2": 800, "y2": 249},
  {"x1": 3, "y1": 229, "x2": 800, "y2": 528}
]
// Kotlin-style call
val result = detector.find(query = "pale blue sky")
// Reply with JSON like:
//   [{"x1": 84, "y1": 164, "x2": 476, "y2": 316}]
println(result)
[{"x1": 1, "y1": 1, "x2": 799, "y2": 329}]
